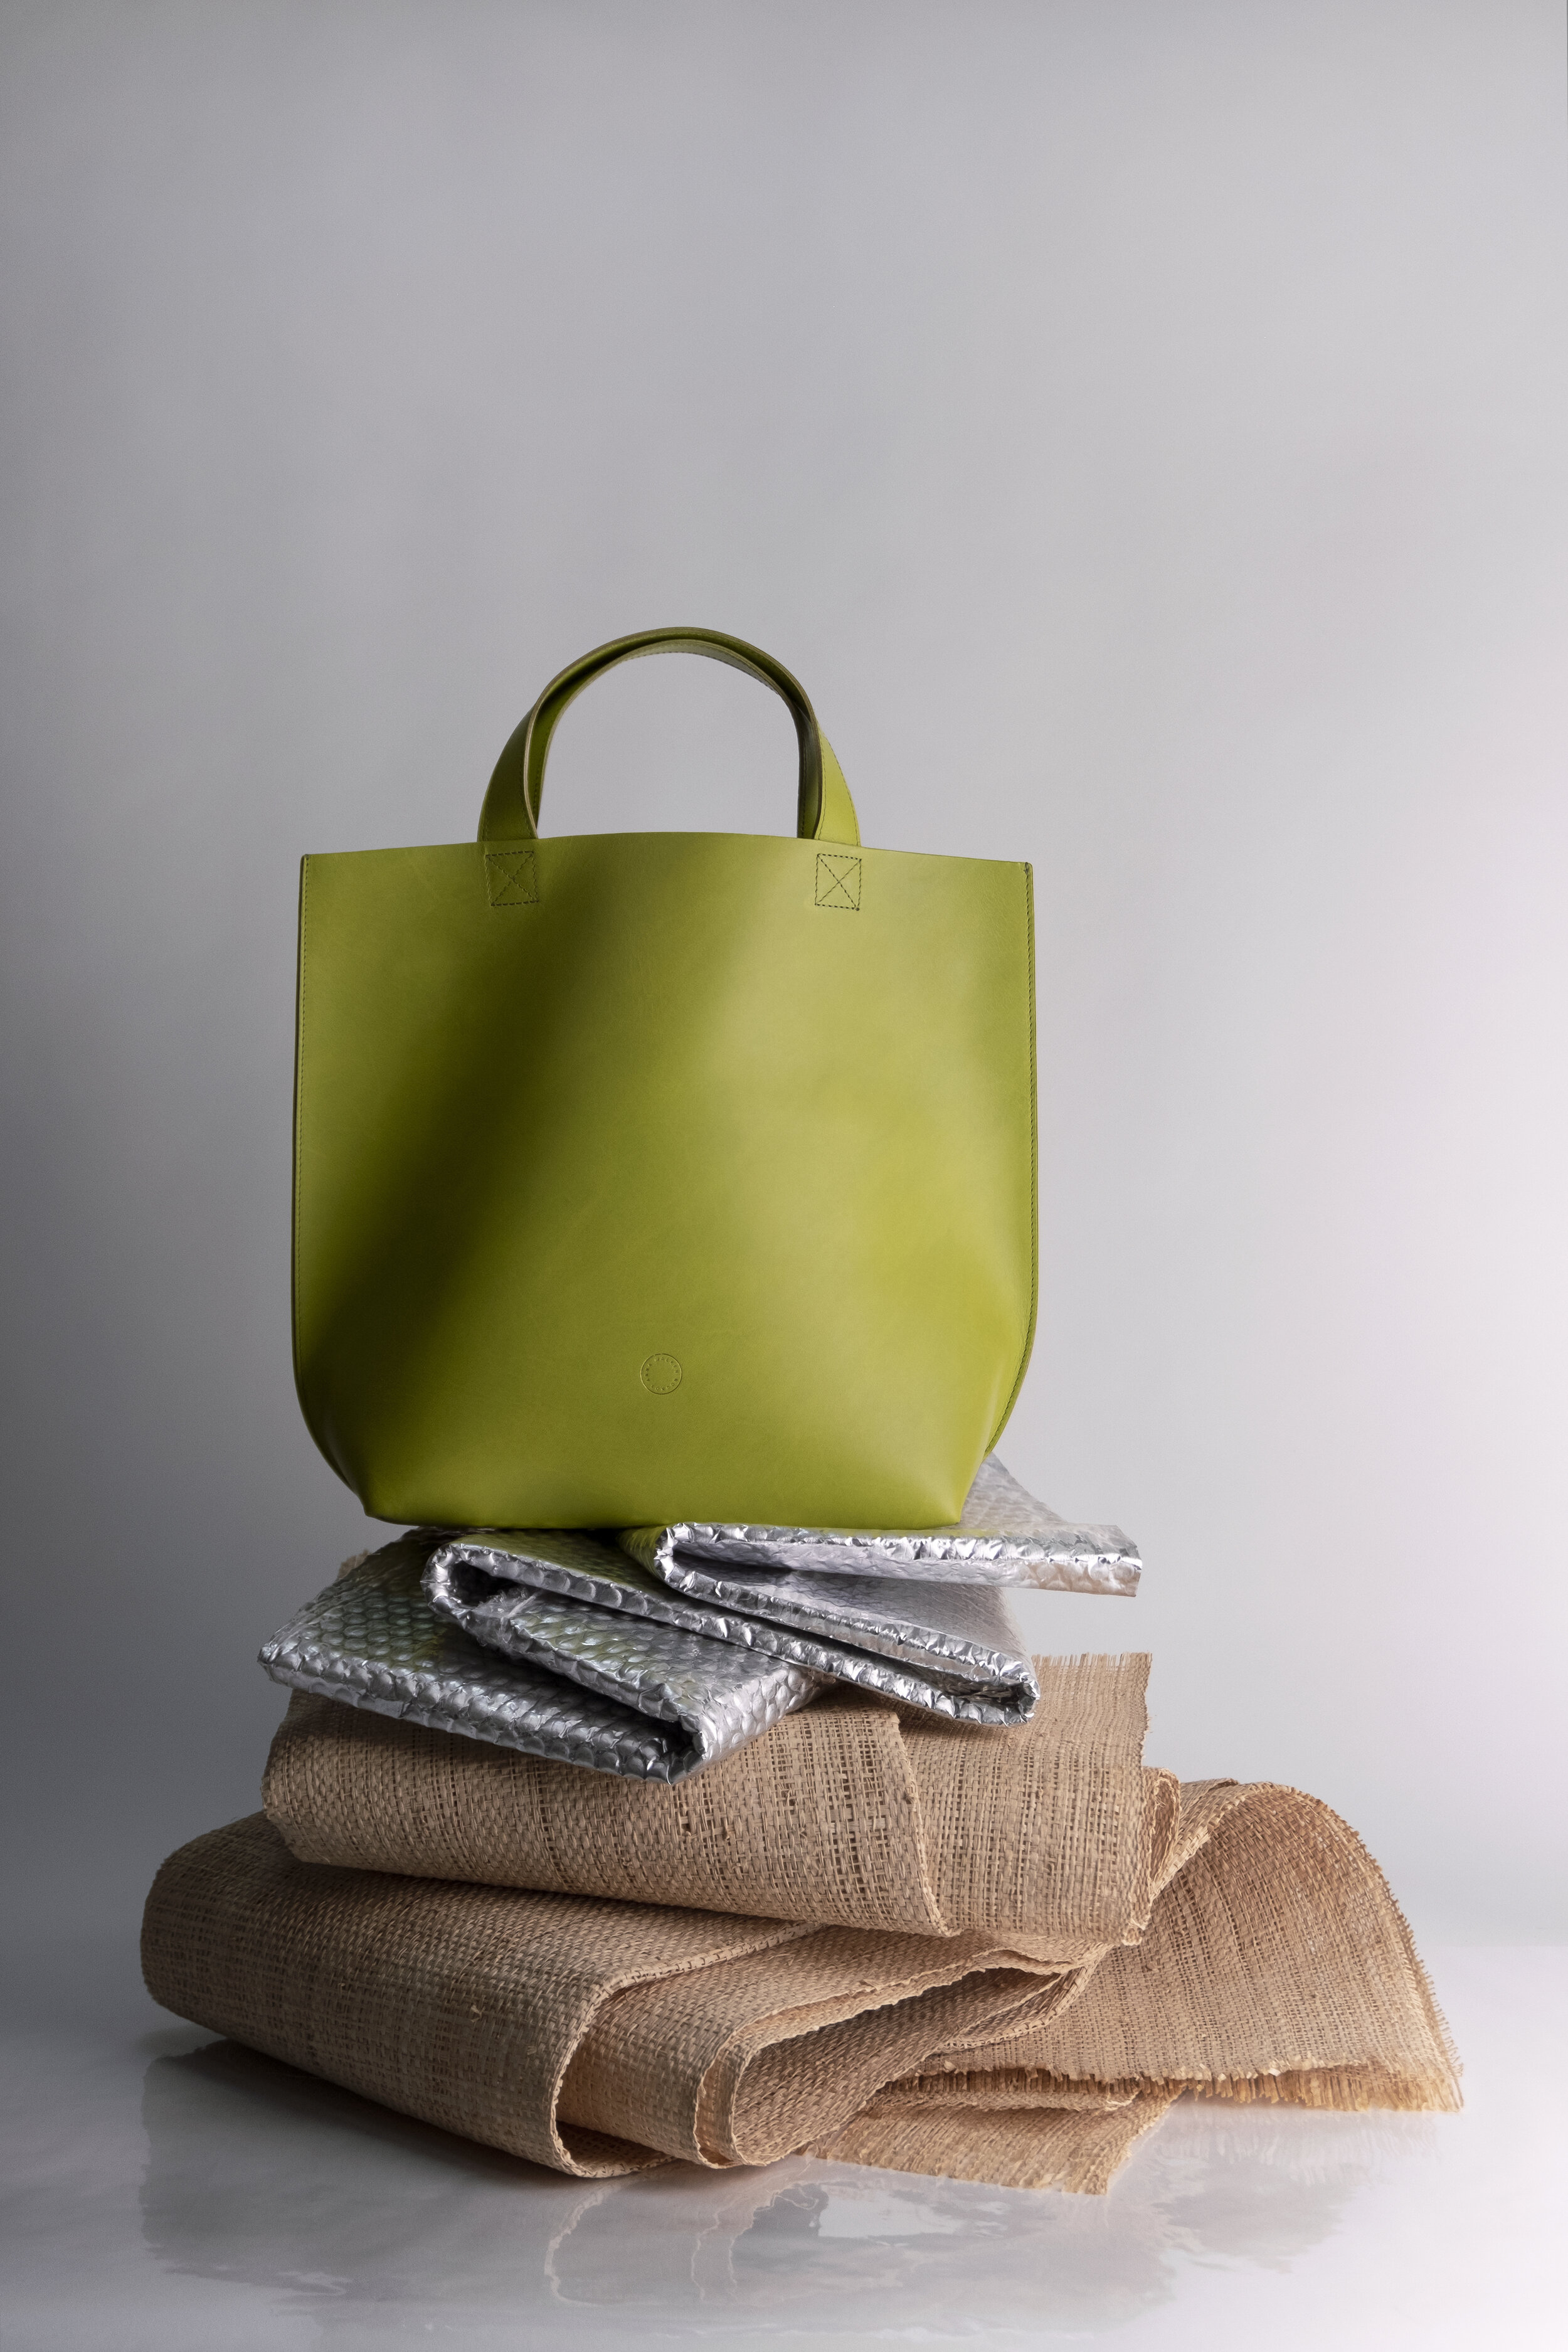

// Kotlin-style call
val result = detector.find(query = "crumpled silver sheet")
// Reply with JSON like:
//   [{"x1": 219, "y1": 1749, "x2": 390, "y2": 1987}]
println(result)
[
  {"x1": 427, "y1": 1528, "x2": 1040, "y2": 1727},
  {"x1": 623, "y1": 1454, "x2": 1140, "y2": 1592},
  {"x1": 259, "y1": 1538, "x2": 824, "y2": 1783}
]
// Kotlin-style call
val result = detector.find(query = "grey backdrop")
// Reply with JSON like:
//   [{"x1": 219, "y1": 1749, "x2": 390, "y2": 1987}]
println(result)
[{"x1": 3, "y1": 0, "x2": 1564, "y2": 1949}]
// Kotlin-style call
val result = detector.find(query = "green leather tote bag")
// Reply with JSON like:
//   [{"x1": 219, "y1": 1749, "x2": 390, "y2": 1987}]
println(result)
[{"x1": 293, "y1": 628, "x2": 1036, "y2": 1530}]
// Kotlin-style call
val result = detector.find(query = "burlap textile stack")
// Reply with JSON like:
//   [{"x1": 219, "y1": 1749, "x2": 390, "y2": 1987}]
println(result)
[{"x1": 142, "y1": 1654, "x2": 1459, "y2": 2194}]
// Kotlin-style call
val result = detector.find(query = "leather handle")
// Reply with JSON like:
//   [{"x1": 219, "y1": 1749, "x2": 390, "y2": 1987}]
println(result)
[{"x1": 478, "y1": 627, "x2": 861, "y2": 848}]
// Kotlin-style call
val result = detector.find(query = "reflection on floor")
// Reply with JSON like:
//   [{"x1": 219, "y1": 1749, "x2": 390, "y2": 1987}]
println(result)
[
  {"x1": 1, "y1": 1944, "x2": 1562, "y2": 2349},
  {"x1": 139, "y1": 2035, "x2": 1437, "y2": 2334}
]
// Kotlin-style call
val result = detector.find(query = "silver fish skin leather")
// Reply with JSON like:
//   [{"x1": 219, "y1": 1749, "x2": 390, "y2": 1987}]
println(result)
[
  {"x1": 258, "y1": 1539, "x2": 823, "y2": 1782},
  {"x1": 623, "y1": 1454, "x2": 1140, "y2": 1591},
  {"x1": 428, "y1": 1528, "x2": 1040, "y2": 1726},
  {"x1": 258, "y1": 1462, "x2": 1128, "y2": 1779}
]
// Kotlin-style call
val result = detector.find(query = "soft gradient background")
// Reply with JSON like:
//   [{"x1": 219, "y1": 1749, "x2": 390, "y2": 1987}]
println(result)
[{"x1": 3, "y1": 0, "x2": 1563, "y2": 1951}]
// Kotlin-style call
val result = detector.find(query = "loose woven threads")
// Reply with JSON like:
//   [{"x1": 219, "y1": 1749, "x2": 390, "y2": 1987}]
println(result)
[
  {"x1": 262, "y1": 1655, "x2": 1161, "y2": 1951},
  {"x1": 144, "y1": 1751, "x2": 1459, "y2": 2193}
]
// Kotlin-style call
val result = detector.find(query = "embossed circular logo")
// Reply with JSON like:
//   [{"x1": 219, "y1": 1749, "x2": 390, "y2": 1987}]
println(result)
[{"x1": 640, "y1": 1353, "x2": 683, "y2": 1396}]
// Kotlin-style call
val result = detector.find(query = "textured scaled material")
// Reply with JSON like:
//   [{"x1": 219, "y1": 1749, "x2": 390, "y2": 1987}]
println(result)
[
  {"x1": 146, "y1": 1665, "x2": 1460, "y2": 2193},
  {"x1": 263, "y1": 1655, "x2": 1157, "y2": 1946},
  {"x1": 621, "y1": 1453, "x2": 1141, "y2": 1592},
  {"x1": 428, "y1": 1528, "x2": 1041, "y2": 1729},
  {"x1": 257, "y1": 1540, "x2": 823, "y2": 1783},
  {"x1": 258, "y1": 1459, "x2": 1125, "y2": 1777}
]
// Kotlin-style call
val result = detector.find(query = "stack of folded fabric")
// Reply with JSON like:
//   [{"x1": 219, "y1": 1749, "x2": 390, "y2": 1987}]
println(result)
[{"x1": 142, "y1": 1458, "x2": 1459, "y2": 2195}]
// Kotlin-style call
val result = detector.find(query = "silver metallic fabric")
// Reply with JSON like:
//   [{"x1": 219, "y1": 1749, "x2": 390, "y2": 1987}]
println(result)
[
  {"x1": 259, "y1": 1539, "x2": 823, "y2": 1783},
  {"x1": 623, "y1": 1454, "x2": 1140, "y2": 1593},
  {"x1": 426, "y1": 1528, "x2": 1039, "y2": 1727},
  {"x1": 257, "y1": 1459, "x2": 1130, "y2": 1781}
]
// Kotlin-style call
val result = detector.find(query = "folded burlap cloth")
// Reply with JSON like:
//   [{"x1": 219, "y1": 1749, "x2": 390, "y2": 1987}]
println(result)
[{"x1": 142, "y1": 1656, "x2": 1458, "y2": 2195}]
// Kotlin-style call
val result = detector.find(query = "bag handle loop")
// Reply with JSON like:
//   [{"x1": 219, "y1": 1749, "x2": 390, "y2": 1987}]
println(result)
[{"x1": 478, "y1": 627, "x2": 861, "y2": 847}]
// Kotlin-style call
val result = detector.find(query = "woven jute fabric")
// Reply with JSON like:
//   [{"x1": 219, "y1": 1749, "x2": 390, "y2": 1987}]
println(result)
[
  {"x1": 144, "y1": 1742, "x2": 1459, "y2": 2193},
  {"x1": 815, "y1": 2093, "x2": 1181, "y2": 2195},
  {"x1": 262, "y1": 1654, "x2": 1164, "y2": 1959},
  {"x1": 142, "y1": 1815, "x2": 1056, "y2": 2177},
  {"x1": 820, "y1": 1780, "x2": 1460, "y2": 2190}
]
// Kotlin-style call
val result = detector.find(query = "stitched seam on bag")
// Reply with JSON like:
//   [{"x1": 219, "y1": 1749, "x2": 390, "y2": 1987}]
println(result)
[
  {"x1": 814, "y1": 853, "x2": 861, "y2": 911},
  {"x1": 292, "y1": 859, "x2": 344, "y2": 1483},
  {"x1": 485, "y1": 849, "x2": 538, "y2": 907},
  {"x1": 292, "y1": 859, "x2": 307, "y2": 1406},
  {"x1": 989, "y1": 861, "x2": 1038, "y2": 1449}
]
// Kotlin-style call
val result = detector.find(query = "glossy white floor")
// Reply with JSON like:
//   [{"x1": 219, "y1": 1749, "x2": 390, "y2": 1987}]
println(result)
[{"x1": 3, "y1": 1939, "x2": 1560, "y2": 2349}]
